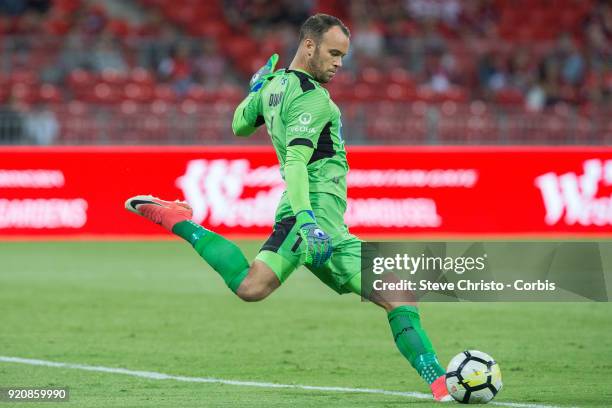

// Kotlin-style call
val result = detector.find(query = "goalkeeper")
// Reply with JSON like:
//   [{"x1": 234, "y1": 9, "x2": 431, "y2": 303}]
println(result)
[{"x1": 126, "y1": 13, "x2": 450, "y2": 402}]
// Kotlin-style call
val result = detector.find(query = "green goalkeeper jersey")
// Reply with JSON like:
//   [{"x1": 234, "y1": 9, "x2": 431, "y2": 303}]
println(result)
[{"x1": 232, "y1": 69, "x2": 349, "y2": 204}]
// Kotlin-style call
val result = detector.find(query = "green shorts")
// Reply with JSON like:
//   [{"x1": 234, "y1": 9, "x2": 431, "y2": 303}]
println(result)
[{"x1": 255, "y1": 192, "x2": 362, "y2": 294}]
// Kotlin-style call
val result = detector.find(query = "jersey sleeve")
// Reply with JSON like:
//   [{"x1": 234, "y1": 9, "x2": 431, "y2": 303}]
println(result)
[
  {"x1": 284, "y1": 144, "x2": 314, "y2": 214},
  {"x1": 232, "y1": 91, "x2": 264, "y2": 137},
  {"x1": 285, "y1": 89, "x2": 331, "y2": 148}
]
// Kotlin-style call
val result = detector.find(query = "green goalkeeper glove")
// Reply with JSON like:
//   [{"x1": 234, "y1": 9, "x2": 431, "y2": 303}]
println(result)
[
  {"x1": 295, "y1": 210, "x2": 333, "y2": 267},
  {"x1": 249, "y1": 53, "x2": 279, "y2": 93}
]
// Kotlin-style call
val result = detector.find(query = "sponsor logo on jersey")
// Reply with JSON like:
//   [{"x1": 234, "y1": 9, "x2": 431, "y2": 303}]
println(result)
[
  {"x1": 299, "y1": 112, "x2": 312, "y2": 125},
  {"x1": 288, "y1": 125, "x2": 317, "y2": 134}
]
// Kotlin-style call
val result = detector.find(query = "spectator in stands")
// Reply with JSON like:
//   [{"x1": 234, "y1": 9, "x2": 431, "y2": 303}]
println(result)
[
  {"x1": 457, "y1": 0, "x2": 496, "y2": 38},
  {"x1": 0, "y1": 101, "x2": 24, "y2": 144},
  {"x1": 224, "y1": 0, "x2": 284, "y2": 30},
  {"x1": 89, "y1": 35, "x2": 129, "y2": 74},
  {"x1": 137, "y1": 22, "x2": 181, "y2": 75},
  {"x1": 584, "y1": 9, "x2": 611, "y2": 74},
  {"x1": 275, "y1": 22, "x2": 300, "y2": 63},
  {"x1": 279, "y1": 0, "x2": 310, "y2": 27},
  {"x1": 0, "y1": 0, "x2": 609, "y2": 148},
  {"x1": 14, "y1": 8, "x2": 43, "y2": 34},
  {"x1": 136, "y1": 8, "x2": 164, "y2": 37},
  {"x1": 23, "y1": 102, "x2": 58, "y2": 145},
  {"x1": 477, "y1": 53, "x2": 494, "y2": 88},
  {"x1": 74, "y1": 3, "x2": 106, "y2": 36},
  {"x1": 384, "y1": 16, "x2": 413, "y2": 57},
  {"x1": 193, "y1": 39, "x2": 228, "y2": 90},
  {"x1": 56, "y1": 29, "x2": 89, "y2": 75},
  {"x1": 422, "y1": 50, "x2": 457, "y2": 93},
  {"x1": 525, "y1": 79, "x2": 546, "y2": 112},
  {"x1": 352, "y1": 18, "x2": 384, "y2": 59},
  {"x1": 409, "y1": 19, "x2": 448, "y2": 77},
  {"x1": 557, "y1": 33, "x2": 585, "y2": 86},
  {"x1": 540, "y1": 57, "x2": 561, "y2": 107},
  {"x1": 406, "y1": 0, "x2": 461, "y2": 27},
  {"x1": 509, "y1": 48, "x2": 537, "y2": 92},
  {"x1": 158, "y1": 42, "x2": 193, "y2": 95},
  {"x1": 377, "y1": 1, "x2": 410, "y2": 26}
]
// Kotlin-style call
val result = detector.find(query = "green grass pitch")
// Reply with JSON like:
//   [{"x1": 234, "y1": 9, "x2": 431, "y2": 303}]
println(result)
[{"x1": 1, "y1": 241, "x2": 611, "y2": 407}]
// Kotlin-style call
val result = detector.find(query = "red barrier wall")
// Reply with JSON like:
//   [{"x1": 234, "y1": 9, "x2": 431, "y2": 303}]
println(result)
[{"x1": 1, "y1": 146, "x2": 611, "y2": 239}]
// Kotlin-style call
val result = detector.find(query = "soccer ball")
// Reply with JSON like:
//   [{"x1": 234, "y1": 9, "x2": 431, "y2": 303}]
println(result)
[{"x1": 445, "y1": 350, "x2": 502, "y2": 404}]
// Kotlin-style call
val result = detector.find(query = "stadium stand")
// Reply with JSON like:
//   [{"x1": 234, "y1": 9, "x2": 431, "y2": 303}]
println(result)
[{"x1": 0, "y1": 0, "x2": 610, "y2": 144}]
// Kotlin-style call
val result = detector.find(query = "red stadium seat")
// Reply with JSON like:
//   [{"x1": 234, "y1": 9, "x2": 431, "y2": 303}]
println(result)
[
  {"x1": 185, "y1": 85, "x2": 214, "y2": 103},
  {"x1": 382, "y1": 83, "x2": 417, "y2": 102},
  {"x1": 388, "y1": 68, "x2": 416, "y2": 88},
  {"x1": 89, "y1": 83, "x2": 121, "y2": 104},
  {"x1": 154, "y1": 84, "x2": 178, "y2": 103},
  {"x1": 437, "y1": 102, "x2": 501, "y2": 144},
  {"x1": 67, "y1": 69, "x2": 96, "y2": 97},
  {"x1": 0, "y1": 0, "x2": 604, "y2": 146},
  {"x1": 142, "y1": 101, "x2": 170, "y2": 143},
  {"x1": 440, "y1": 87, "x2": 468, "y2": 103},
  {"x1": 106, "y1": 19, "x2": 131, "y2": 38},
  {"x1": 38, "y1": 84, "x2": 63, "y2": 104},
  {"x1": 216, "y1": 85, "x2": 242, "y2": 103},
  {"x1": 100, "y1": 69, "x2": 127, "y2": 87},
  {"x1": 188, "y1": 20, "x2": 231, "y2": 38},
  {"x1": 359, "y1": 67, "x2": 383, "y2": 85},
  {"x1": 57, "y1": 101, "x2": 95, "y2": 144},
  {"x1": 494, "y1": 89, "x2": 524, "y2": 106},
  {"x1": 225, "y1": 37, "x2": 257, "y2": 60},
  {"x1": 9, "y1": 70, "x2": 37, "y2": 86},
  {"x1": 366, "y1": 101, "x2": 429, "y2": 143},
  {"x1": 129, "y1": 67, "x2": 155, "y2": 86},
  {"x1": 122, "y1": 83, "x2": 154, "y2": 103},
  {"x1": 54, "y1": 0, "x2": 82, "y2": 13},
  {"x1": 10, "y1": 83, "x2": 37, "y2": 104},
  {"x1": 350, "y1": 83, "x2": 378, "y2": 102}
]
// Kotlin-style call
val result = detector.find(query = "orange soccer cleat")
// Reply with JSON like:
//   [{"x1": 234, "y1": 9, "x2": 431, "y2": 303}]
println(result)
[
  {"x1": 125, "y1": 195, "x2": 193, "y2": 232},
  {"x1": 431, "y1": 375, "x2": 453, "y2": 402}
]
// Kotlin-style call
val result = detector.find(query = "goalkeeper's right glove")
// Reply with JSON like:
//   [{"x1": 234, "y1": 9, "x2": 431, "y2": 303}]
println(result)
[
  {"x1": 296, "y1": 210, "x2": 333, "y2": 268},
  {"x1": 249, "y1": 53, "x2": 279, "y2": 93}
]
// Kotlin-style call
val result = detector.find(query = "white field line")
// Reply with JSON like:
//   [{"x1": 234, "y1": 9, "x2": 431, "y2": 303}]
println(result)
[{"x1": 0, "y1": 356, "x2": 574, "y2": 408}]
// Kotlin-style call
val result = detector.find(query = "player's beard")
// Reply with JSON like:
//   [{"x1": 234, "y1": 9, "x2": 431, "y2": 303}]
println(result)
[{"x1": 307, "y1": 46, "x2": 330, "y2": 83}]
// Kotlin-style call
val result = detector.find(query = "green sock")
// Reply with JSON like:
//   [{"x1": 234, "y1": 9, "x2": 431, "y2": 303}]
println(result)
[
  {"x1": 388, "y1": 305, "x2": 446, "y2": 384},
  {"x1": 172, "y1": 220, "x2": 249, "y2": 293}
]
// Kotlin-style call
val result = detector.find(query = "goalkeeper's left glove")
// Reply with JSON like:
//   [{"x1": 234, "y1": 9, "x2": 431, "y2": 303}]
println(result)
[
  {"x1": 249, "y1": 53, "x2": 279, "y2": 93},
  {"x1": 296, "y1": 210, "x2": 333, "y2": 268}
]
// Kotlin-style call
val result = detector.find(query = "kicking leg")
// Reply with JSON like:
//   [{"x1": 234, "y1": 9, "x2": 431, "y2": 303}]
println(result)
[
  {"x1": 234, "y1": 260, "x2": 280, "y2": 302},
  {"x1": 343, "y1": 273, "x2": 451, "y2": 401},
  {"x1": 125, "y1": 195, "x2": 280, "y2": 301}
]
